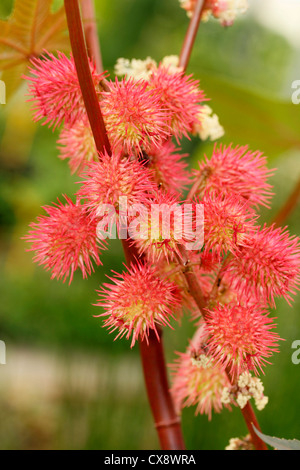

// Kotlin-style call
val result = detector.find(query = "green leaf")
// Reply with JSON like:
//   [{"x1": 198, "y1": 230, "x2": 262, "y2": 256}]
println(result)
[
  {"x1": 198, "y1": 73, "x2": 300, "y2": 160},
  {"x1": 253, "y1": 425, "x2": 300, "y2": 450},
  {"x1": 0, "y1": 0, "x2": 70, "y2": 99}
]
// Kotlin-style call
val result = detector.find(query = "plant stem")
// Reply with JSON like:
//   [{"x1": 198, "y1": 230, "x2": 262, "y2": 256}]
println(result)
[
  {"x1": 241, "y1": 402, "x2": 268, "y2": 450},
  {"x1": 64, "y1": 0, "x2": 185, "y2": 450},
  {"x1": 271, "y1": 176, "x2": 300, "y2": 227},
  {"x1": 80, "y1": 0, "x2": 104, "y2": 74},
  {"x1": 122, "y1": 239, "x2": 186, "y2": 450},
  {"x1": 139, "y1": 330, "x2": 186, "y2": 450},
  {"x1": 64, "y1": 0, "x2": 111, "y2": 156},
  {"x1": 179, "y1": 0, "x2": 205, "y2": 71}
]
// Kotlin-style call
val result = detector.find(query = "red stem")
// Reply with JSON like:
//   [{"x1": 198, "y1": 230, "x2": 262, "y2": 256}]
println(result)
[
  {"x1": 139, "y1": 330, "x2": 186, "y2": 450},
  {"x1": 64, "y1": 0, "x2": 111, "y2": 156},
  {"x1": 179, "y1": 0, "x2": 205, "y2": 71},
  {"x1": 241, "y1": 403, "x2": 268, "y2": 450},
  {"x1": 64, "y1": 0, "x2": 185, "y2": 450},
  {"x1": 80, "y1": 0, "x2": 104, "y2": 74}
]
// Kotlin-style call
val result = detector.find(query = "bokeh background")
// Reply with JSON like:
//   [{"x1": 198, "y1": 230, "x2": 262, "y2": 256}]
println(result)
[{"x1": 0, "y1": 0, "x2": 300, "y2": 450}]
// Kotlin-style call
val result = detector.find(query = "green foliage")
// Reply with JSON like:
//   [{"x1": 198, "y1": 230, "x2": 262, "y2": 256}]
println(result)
[
  {"x1": 0, "y1": 0, "x2": 69, "y2": 98},
  {"x1": 192, "y1": 73, "x2": 300, "y2": 162},
  {"x1": 253, "y1": 426, "x2": 300, "y2": 450}
]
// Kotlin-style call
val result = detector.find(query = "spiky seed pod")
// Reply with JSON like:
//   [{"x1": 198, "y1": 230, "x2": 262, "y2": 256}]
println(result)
[
  {"x1": 25, "y1": 51, "x2": 104, "y2": 129},
  {"x1": 192, "y1": 144, "x2": 274, "y2": 208},
  {"x1": 148, "y1": 66, "x2": 207, "y2": 141},
  {"x1": 77, "y1": 150, "x2": 157, "y2": 217},
  {"x1": 100, "y1": 77, "x2": 171, "y2": 155},
  {"x1": 24, "y1": 196, "x2": 106, "y2": 284},
  {"x1": 203, "y1": 303, "x2": 282, "y2": 378},
  {"x1": 95, "y1": 263, "x2": 182, "y2": 347},
  {"x1": 170, "y1": 324, "x2": 231, "y2": 419},
  {"x1": 144, "y1": 141, "x2": 190, "y2": 195},
  {"x1": 132, "y1": 190, "x2": 200, "y2": 263},
  {"x1": 58, "y1": 116, "x2": 97, "y2": 175},
  {"x1": 225, "y1": 224, "x2": 300, "y2": 307},
  {"x1": 170, "y1": 351, "x2": 231, "y2": 419},
  {"x1": 202, "y1": 191, "x2": 257, "y2": 260}
]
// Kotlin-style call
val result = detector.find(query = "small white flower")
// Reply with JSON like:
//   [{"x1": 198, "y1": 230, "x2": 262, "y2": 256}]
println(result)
[
  {"x1": 114, "y1": 55, "x2": 183, "y2": 82},
  {"x1": 114, "y1": 57, "x2": 157, "y2": 81},
  {"x1": 236, "y1": 391, "x2": 251, "y2": 409},
  {"x1": 236, "y1": 373, "x2": 268, "y2": 411},
  {"x1": 249, "y1": 377, "x2": 265, "y2": 400},
  {"x1": 255, "y1": 395, "x2": 269, "y2": 411},
  {"x1": 225, "y1": 435, "x2": 253, "y2": 450},
  {"x1": 238, "y1": 372, "x2": 251, "y2": 389},
  {"x1": 194, "y1": 105, "x2": 225, "y2": 141},
  {"x1": 179, "y1": 0, "x2": 195, "y2": 18},
  {"x1": 161, "y1": 55, "x2": 183, "y2": 73},
  {"x1": 225, "y1": 438, "x2": 240, "y2": 451}
]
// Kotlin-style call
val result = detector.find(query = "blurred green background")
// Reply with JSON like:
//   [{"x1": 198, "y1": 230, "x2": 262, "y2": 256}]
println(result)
[{"x1": 0, "y1": 0, "x2": 300, "y2": 450}]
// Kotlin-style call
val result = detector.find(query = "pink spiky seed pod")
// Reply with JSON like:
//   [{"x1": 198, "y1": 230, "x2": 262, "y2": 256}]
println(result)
[
  {"x1": 170, "y1": 351, "x2": 231, "y2": 419},
  {"x1": 100, "y1": 77, "x2": 171, "y2": 155},
  {"x1": 199, "y1": 250, "x2": 221, "y2": 272},
  {"x1": 24, "y1": 196, "x2": 106, "y2": 284},
  {"x1": 25, "y1": 51, "x2": 105, "y2": 130},
  {"x1": 58, "y1": 116, "x2": 97, "y2": 175},
  {"x1": 77, "y1": 150, "x2": 157, "y2": 218},
  {"x1": 144, "y1": 141, "x2": 191, "y2": 195},
  {"x1": 225, "y1": 224, "x2": 300, "y2": 307},
  {"x1": 203, "y1": 303, "x2": 282, "y2": 378},
  {"x1": 131, "y1": 190, "x2": 202, "y2": 263},
  {"x1": 202, "y1": 191, "x2": 258, "y2": 260},
  {"x1": 192, "y1": 144, "x2": 275, "y2": 208},
  {"x1": 95, "y1": 263, "x2": 182, "y2": 347},
  {"x1": 148, "y1": 66, "x2": 208, "y2": 142},
  {"x1": 170, "y1": 324, "x2": 231, "y2": 420}
]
